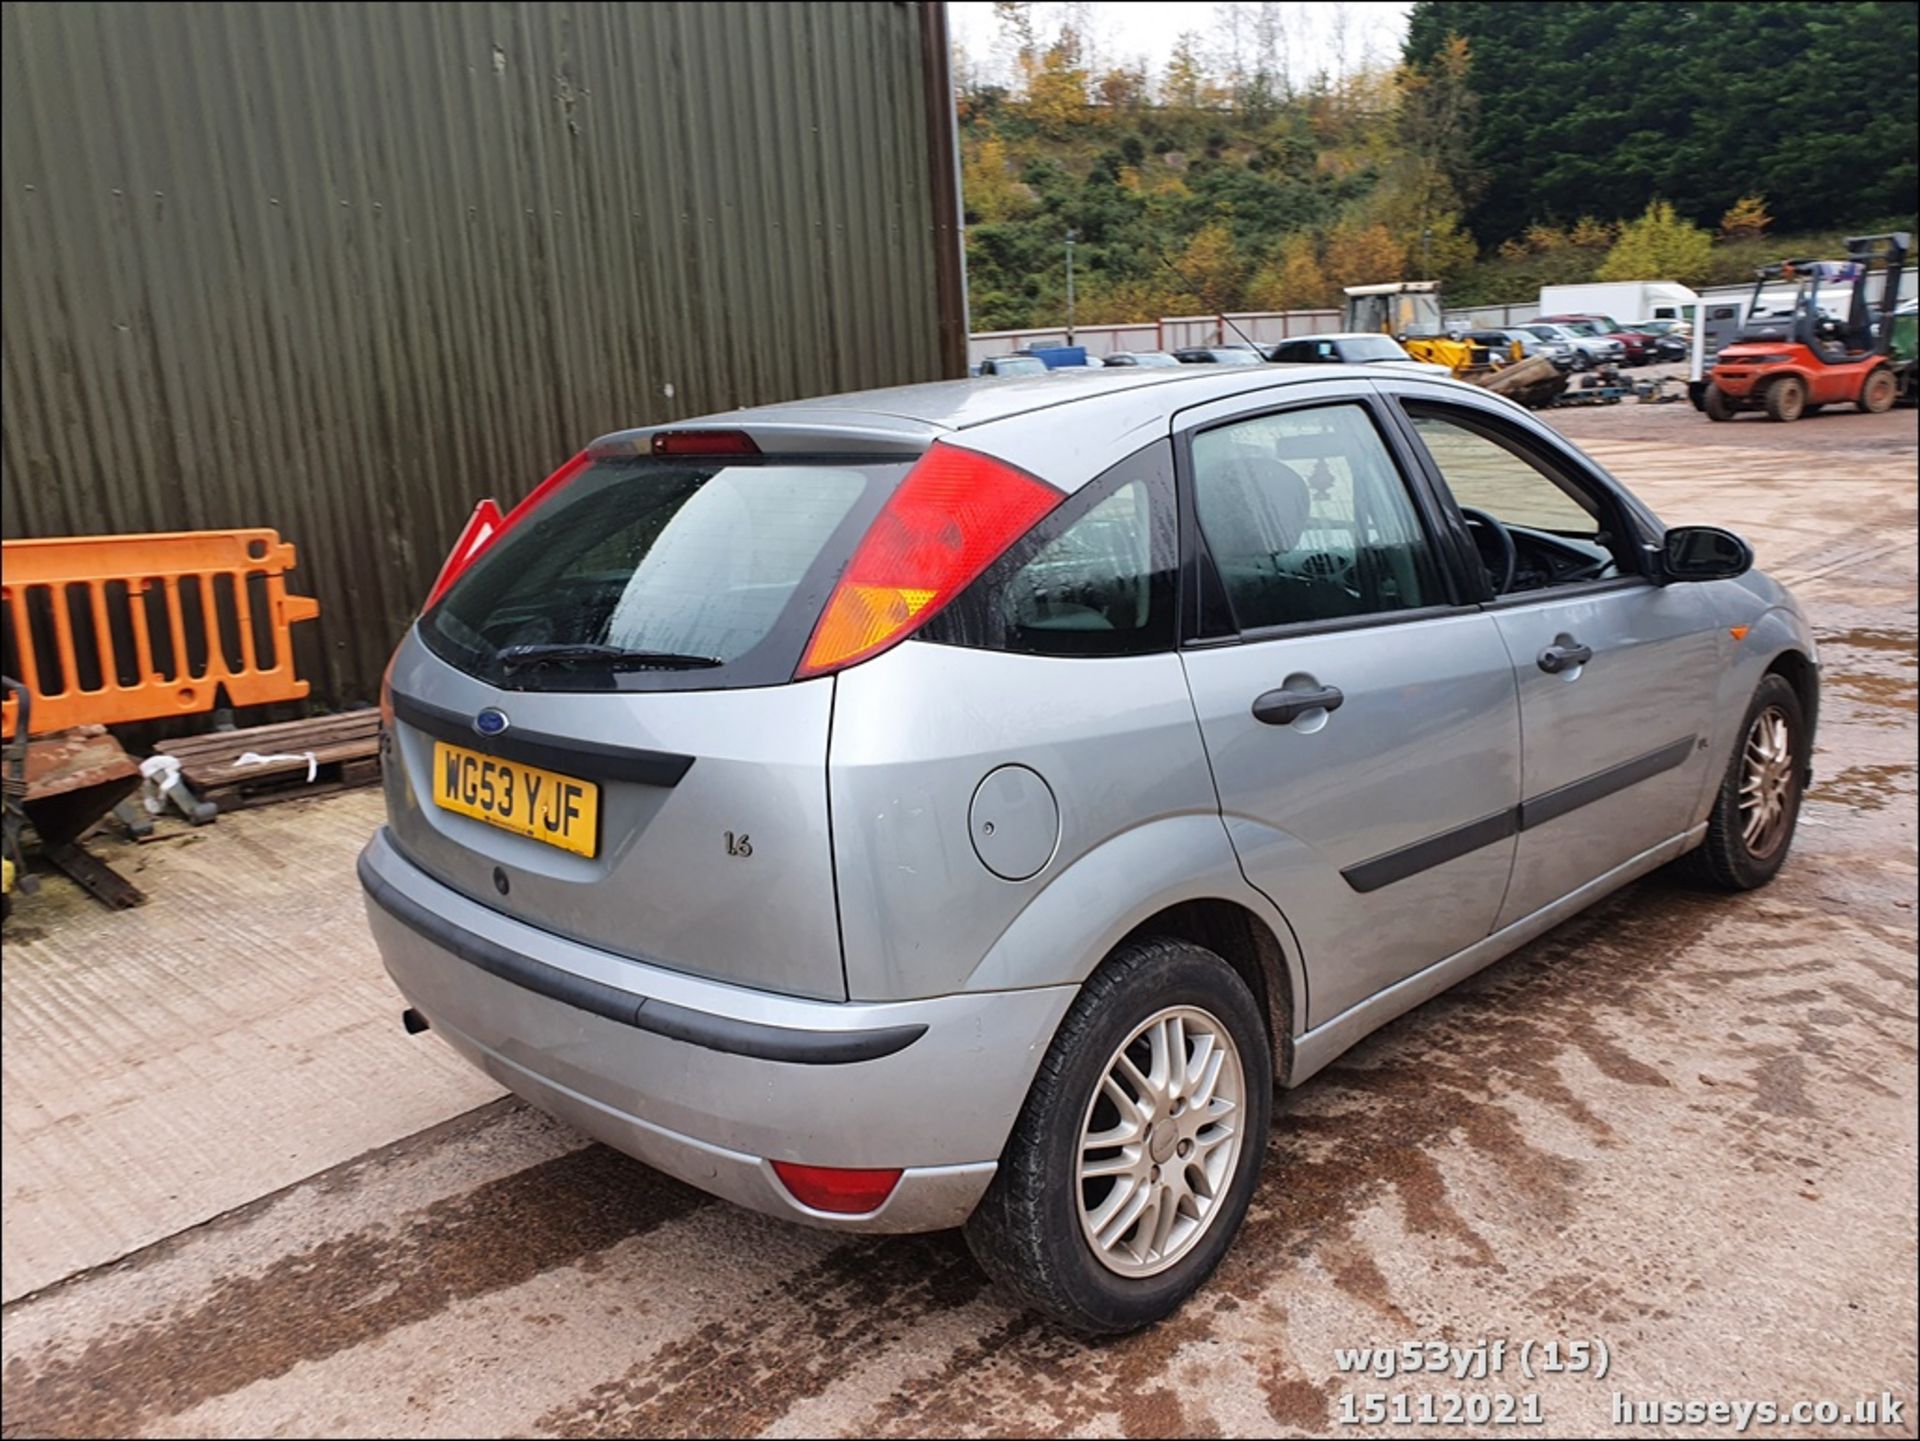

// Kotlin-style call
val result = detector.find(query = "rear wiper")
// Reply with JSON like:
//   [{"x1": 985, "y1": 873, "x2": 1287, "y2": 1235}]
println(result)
[{"x1": 496, "y1": 642, "x2": 723, "y2": 674}]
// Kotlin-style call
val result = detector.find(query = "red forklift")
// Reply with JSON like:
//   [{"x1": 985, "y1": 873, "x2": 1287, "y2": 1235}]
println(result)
[{"x1": 1702, "y1": 232, "x2": 1910, "y2": 421}]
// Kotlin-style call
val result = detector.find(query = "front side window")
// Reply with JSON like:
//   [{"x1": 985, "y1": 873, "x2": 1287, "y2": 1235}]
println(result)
[
  {"x1": 920, "y1": 443, "x2": 1176, "y2": 657},
  {"x1": 1191, "y1": 403, "x2": 1442, "y2": 631},
  {"x1": 1403, "y1": 405, "x2": 1628, "y2": 594}
]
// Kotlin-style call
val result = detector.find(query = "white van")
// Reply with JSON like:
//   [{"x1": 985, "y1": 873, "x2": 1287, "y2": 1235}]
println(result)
[{"x1": 1539, "y1": 281, "x2": 1700, "y2": 323}]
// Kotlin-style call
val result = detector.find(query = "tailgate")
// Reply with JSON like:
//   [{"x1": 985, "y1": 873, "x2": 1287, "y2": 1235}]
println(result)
[{"x1": 384, "y1": 637, "x2": 844, "y2": 1001}]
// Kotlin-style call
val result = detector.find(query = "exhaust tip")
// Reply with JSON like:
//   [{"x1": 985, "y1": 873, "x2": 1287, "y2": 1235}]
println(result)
[{"x1": 402, "y1": 1008, "x2": 430, "y2": 1035}]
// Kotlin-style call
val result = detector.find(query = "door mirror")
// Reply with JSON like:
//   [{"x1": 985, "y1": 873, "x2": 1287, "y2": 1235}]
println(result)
[{"x1": 1658, "y1": 525, "x2": 1753, "y2": 583}]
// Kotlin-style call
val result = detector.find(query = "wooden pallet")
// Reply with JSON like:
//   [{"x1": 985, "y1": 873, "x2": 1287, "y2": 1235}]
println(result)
[{"x1": 155, "y1": 710, "x2": 382, "y2": 809}]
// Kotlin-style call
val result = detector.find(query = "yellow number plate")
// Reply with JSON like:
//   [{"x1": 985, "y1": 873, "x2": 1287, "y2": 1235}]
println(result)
[{"x1": 431, "y1": 741, "x2": 600, "y2": 858}]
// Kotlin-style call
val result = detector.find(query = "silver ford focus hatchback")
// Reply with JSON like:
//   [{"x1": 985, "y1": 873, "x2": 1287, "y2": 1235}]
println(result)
[{"x1": 362, "y1": 365, "x2": 1817, "y2": 1333}]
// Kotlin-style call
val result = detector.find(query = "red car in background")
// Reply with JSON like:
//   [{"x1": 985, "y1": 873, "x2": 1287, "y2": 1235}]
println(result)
[{"x1": 1536, "y1": 314, "x2": 1654, "y2": 365}]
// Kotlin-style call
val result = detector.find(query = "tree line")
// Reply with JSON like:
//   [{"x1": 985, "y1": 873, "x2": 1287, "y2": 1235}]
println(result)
[{"x1": 957, "y1": 1, "x2": 1918, "y2": 331}]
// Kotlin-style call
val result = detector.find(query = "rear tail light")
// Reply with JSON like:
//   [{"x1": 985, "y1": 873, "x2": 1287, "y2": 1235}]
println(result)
[
  {"x1": 770, "y1": 1161, "x2": 903, "y2": 1214},
  {"x1": 796, "y1": 442, "x2": 1062, "y2": 678},
  {"x1": 422, "y1": 498, "x2": 504, "y2": 610},
  {"x1": 422, "y1": 450, "x2": 592, "y2": 610}
]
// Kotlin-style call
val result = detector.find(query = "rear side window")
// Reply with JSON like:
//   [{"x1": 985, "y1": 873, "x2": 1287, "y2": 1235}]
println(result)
[
  {"x1": 422, "y1": 455, "x2": 907, "y2": 690},
  {"x1": 919, "y1": 441, "x2": 1177, "y2": 657},
  {"x1": 1191, "y1": 403, "x2": 1441, "y2": 631}
]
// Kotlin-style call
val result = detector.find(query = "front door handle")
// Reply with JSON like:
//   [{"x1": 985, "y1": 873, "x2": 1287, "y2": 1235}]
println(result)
[
  {"x1": 1252, "y1": 684, "x2": 1345, "y2": 726},
  {"x1": 1537, "y1": 639, "x2": 1594, "y2": 674}
]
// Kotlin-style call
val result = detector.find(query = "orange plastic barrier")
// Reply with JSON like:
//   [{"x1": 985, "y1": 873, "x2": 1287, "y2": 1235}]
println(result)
[{"x1": 1, "y1": 530, "x2": 320, "y2": 738}]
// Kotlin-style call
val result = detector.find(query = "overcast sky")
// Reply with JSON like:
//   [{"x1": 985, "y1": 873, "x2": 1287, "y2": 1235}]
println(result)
[{"x1": 946, "y1": 1, "x2": 1416, "y2": 91}]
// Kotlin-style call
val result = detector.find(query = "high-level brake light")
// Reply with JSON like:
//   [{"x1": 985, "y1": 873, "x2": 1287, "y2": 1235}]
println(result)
[{"x1": 650, "y1": 429, "x2": 761, "y2": 457}]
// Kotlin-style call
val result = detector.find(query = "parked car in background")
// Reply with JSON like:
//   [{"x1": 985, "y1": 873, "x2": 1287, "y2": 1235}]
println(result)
[
  {"x1": 1173, "y1": 346, "x2": 1266, "y2": 365},
  {"x1": 1266, "y1": 332, "x2": 1452, "y2": 377},
  {"x1": 365, "y1": 363, "x2": 1815, "y2": 1336},
  {"x1": 1538, "y1": 314, "x2": 1653, "y2": 365},
  {"x1": 1103, "y1": 351, "x2": 1183, "y2": 368},
  {"x1": 974, "y1": 354, "x2": 1050, "y2": 377},
  {"x1": 1508, "y1": 327, "x2": 1580, "y2": 369},
  {"x1": 1523, "y1": 322, "x2": 1626, "y2": 371},
  {"x1": 1622, "y1": 323, "x2": 1691, "y2": 363},
  {"x1": 1018, "y1": 345, "x2": 1103, "y2": 370},
  {"x1": 1465, "y1": 329, "x2": 1575, "y2": 372}
]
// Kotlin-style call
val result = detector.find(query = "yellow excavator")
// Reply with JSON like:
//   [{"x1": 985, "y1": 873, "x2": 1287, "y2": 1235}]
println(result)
[
  {"x1": 1343, "y1": 281, "x2": 1494, "y2": 373},
  {"x1": 1344, "y1": 280, "x2": 1565, "y2": 407}
]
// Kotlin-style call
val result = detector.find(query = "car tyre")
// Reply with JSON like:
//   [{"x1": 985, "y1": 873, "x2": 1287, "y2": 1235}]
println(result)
[
  {"x1": 1678, "y1": 673, "x2": 1806, "y2": 891},
  {"x1": 1764, "y1": 375, "x2": 1807, "y2": 422},
  {"x1": 964, "y1": 936, "x2": 1272, "y2": 1336},
  {"x1": 1703, "y1": 384, "x2": 1737, "y2": 421},
  {"x1": 1858, "y1": 368, "x2": 1897, "y2": 413}
]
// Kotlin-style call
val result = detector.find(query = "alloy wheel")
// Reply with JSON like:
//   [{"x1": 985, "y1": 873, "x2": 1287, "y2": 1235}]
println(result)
[
  {"x1": 1740, "y1": 705, "x2": 1796, "y2": 859},
  {"x1": 1076, "y1": 1006, "x2": 1246, "y2": 1278}
]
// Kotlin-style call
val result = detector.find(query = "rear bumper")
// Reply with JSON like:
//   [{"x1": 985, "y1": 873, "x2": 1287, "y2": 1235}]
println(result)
[{"x1": 358, "y1": 828, "x2": 1075, "y2": 1232}]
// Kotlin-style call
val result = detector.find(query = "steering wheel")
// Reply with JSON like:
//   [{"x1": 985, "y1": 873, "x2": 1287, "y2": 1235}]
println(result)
[
  {"x1": 1298, "y1": 550, "x2": 1357, "y2": 591},
  {"x1": 1459, "y1": 506, "x2": 1518, "y2": 596}
]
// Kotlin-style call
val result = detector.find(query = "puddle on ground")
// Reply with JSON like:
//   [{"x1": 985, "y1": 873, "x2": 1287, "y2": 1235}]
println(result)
[
  {"x1": 1809, "y1": 762, "x2": 1917, "y2": 810},
  {"x1": 1816, "y1": 628, "x2": 1919, "y2": 658},
  {"x1": 1823, "y1": 670, "x2": 1919, "y2": 718}
]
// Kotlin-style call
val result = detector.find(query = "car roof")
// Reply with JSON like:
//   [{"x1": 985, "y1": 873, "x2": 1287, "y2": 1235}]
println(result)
[
  {"x1": 599, "y1": 363, "x2": 1480, "y2": 450},
  {"x1": 1277, "y1": 332, "x2": 1394, "y2": 343},
  {"x1": 593, "y1": 364, "x2": 1538, "y2": 498}
]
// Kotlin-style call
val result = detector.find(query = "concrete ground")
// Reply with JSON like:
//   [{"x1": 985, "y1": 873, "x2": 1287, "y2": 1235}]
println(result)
[{"x1": 2, "y1": 396, "x2": 1914, "y2": 1438}]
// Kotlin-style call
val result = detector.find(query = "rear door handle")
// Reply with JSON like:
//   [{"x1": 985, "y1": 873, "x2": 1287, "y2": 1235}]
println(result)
[
  {"x1": 1252, "y1": 684, "x2": 1345, "y2": 726},
  {"x1": 1537, "y1": 640, "x2": 1593, "y2": 674}
]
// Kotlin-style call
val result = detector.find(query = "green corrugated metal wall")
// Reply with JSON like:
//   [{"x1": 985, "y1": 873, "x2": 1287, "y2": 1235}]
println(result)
[{"x1": 2, "y1": 1, "x2": 960, "y2": 703}]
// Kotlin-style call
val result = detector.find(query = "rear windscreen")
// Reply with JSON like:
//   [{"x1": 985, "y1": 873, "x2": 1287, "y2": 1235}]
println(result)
[{"x1": 421, "y1": 455, "x2": 909, "y2": 691}]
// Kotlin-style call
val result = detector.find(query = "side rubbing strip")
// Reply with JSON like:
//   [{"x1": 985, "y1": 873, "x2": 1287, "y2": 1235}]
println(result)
[
  {"x1": 1517, "y1": 736, "x2": 1698, "y2": 831},
  {"x1": 1341, "y1": 737, "x2": 1699, "y2": 892},
  {"x1": 358, "y1": 846, "x2": 925, "y2": 1064},
  {"x1": 392, "y1": 691, "x2": 695, "y2": 789},
  {"x1": 1343, "y1": 809, "x2": 1518, "y2": 894}
]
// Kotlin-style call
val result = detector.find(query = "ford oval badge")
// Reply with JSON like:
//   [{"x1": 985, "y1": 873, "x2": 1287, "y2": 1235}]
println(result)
[{"x1": 473, "y1": 707, "x2": 510, "y2": 738}]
